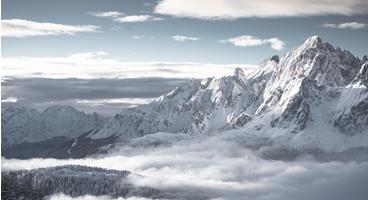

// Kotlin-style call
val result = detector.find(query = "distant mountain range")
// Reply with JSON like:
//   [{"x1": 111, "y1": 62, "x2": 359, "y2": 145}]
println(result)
[{"x1": 2, "y1": 36, "x2": 367, "y2": 158}]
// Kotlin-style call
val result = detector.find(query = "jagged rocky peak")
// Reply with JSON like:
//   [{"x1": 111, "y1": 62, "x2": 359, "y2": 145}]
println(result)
[
  {"x1": 272, "y1": 35, "x2": 361, "y2": 88},
  {"x1": 234, "y1": 67, "x2": 245, "y2": 78},
  {"x1": 249, "y1": 55, "x2": 279, "y2": 80},
  {"x1": 270, "y1": 55, "x2": 280, "y2": 63},
  {"x1": 301, "y1": 35, "x2": 323, "y2": 48},
  {"x1": 2, "y1": 106, "x2": 40, "y2": 120},
  {"x1": 256, "y1": 36, "x2": 365, "y2": 131},
  {"x1": 362, "y1": 55, "x2": 368, "y2": 63},
  {"x1": 43, "y1": 105, "x2": 79, "y2": 113},
  {"x1": 233, "y1": 67, "x2": 247, "y2": 85}
]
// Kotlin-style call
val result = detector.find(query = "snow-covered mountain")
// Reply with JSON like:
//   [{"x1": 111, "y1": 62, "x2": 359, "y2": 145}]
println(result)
[
  {"x1": 87, "y1": 55, "x2": 276, "y2": 140},
  {"x1": 3, "y1": 36, "x2": 367, "y2": 157},
  {"x1": 1, "y1": 105, "x2": 107, "y2": 148},
  {"x1": 84, "y1": 36, "x2": 366, "y2": 149}
]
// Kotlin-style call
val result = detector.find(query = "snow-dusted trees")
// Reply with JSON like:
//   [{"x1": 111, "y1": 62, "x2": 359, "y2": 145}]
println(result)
[{"x1": 1, "y1": 165, "x2": 160, "y2": 200}]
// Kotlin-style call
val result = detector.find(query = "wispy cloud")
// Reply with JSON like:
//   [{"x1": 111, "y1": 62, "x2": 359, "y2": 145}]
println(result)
[
  {"x1": 2, "y1": 52, "x2": 255, "y2": 79},
  {"x1": 90, "y1": 11, "x2": 125, "y2": 18},
  {"x1": 132, "y1": 35, "x2": 155, "y2": 40},
  {"x1": 171, "y1": 35, "x2": 200, "y2": 42},
  {"x1": 1, "y1": 19, "x2": 99, "y2": 38},
  {"x1": 90, "y1": 11, "x2": 163, "y2": 23},
  {"x1": 47, "y1": 193, "x2": 150, "y2": 200},
  {"x1": 155, "y1": 0, "x2": 368, "y2": 19},
  {"x1": 322, "y1": 22, "x2": 367, "y2": 30},
  {"x1": 76, "y1": 98, "x2": 156, "y2": 106},
  {"x1": 220, "y1": 35, "x2": 285, "y2": 50},
  {"x1": 1, "y1": 97, "x2": 18, "y2": 103},
  {"x1": 68, "y1": 51, "x2": 109, "y2": 59},
  {"x1": 117, "y1": 15, "x2": 163, "y2": 23}
]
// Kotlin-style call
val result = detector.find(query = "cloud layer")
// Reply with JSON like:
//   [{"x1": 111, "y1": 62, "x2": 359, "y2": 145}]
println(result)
[
  {"x1": 221, "y1": 35, "x2": 285, "y2": 50},
  {"x1": 2, "y1": 52, "x2": 255, "y2": 79},
  {"x1": 1, "y1": 77, "x2": 187, "y2": 115},
  {"x1": 2, "y1": 52, "x2": 254, "y2": 114},
  {"x1": 155, "y1": 0, "x2": 368, "y2": 19},
  {"x1": 322, "y1": 22, "x2": 367, "y2": 29},
  {"x1": 2, "y1": 19, "x2": 99, "y2": 38}
]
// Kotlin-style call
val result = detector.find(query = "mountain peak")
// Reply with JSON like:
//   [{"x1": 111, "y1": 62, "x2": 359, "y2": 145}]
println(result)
[
  {"x1": 362, "y1": 55, "x2": 368, "y2": 63},
  {"x1": 43, "y1": 105, "x2": 79, "y2": 114},
  {"x1": 233, "y1": 67, "x2": 245, "y2": 79},
  {"x1": 302, "y1": 35, "x2": 323, "y2": 48},
  {"x1": 270, "y1": 55, "x2": 280, "y2": 63}
]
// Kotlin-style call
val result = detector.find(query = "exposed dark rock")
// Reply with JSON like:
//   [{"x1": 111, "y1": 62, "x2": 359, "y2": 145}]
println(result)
[
  {"x1": 334, "y1": 100, "x2": 368, "y2": 135},
  {"x1": 271, "y1": 95, "x2": 310, "y2": 132},
  {"x1": 270, "y1": 55, "x2": 280, "y2": 63},
  {"x1": 232, "y1": 113, "x2": 252, "y2": 128},
  {"x1": 47, "y1": 130, "x2": 118, "y2": 159}
]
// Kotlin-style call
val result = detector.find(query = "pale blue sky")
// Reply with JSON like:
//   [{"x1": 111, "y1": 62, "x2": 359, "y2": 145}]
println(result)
[
  {"x1": 2, "y1": 0, "x2": 368, "y2": 64},
  {"x1": 2, "y1": 0, "x2": 368, "y2": 114}
]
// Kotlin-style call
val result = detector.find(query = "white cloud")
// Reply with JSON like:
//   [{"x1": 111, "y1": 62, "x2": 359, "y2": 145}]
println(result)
[
  {"x1": 1, "y1": 97, "x2": 18, "y2": 103},
  {"x1": 221, "y1": 35, "x2": 285, "y2": 50},
  {"x1": 322, "y1": 22, "x2": 367, "y2": 29},
  {"x1": 172, "y1": 35, "x2": 200, "y2": 42},
  {"x1": 2, "y1": 52, "x2": 256, "y2": 79},
  {"x1": 266, "y1": 38, "x2": 286, "y2": 50},
  {"x1": 1, "y1": 19, "x2": 99, "y2": 38},
  {"x1": 221, "y1": 35, "x2": 263, "y2": 47},
  {"x1": 90, "y1": 11, "x2": 163, "y2": 23},
  {"x1": 155, "y1": 0, "x2": 368, "y2": 19}
]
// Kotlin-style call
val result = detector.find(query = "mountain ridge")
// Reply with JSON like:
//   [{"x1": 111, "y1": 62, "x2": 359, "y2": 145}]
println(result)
[
  {"x1": 2, "y1": 35, "x2": 367, "y2": 158},
  {"x1": 1, "y1": 105, "x2": 107, "y2": 148}
]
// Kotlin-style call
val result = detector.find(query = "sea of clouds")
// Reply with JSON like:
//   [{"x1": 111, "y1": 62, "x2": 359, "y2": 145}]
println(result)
[{"x1": 2, "y1": 132, "x2": 368, "y2": 200}]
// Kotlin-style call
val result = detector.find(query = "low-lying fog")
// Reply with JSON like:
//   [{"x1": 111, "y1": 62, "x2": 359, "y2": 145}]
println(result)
[{"x1": 2, "y1": 132, "x2": 368, "y2": 200}]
